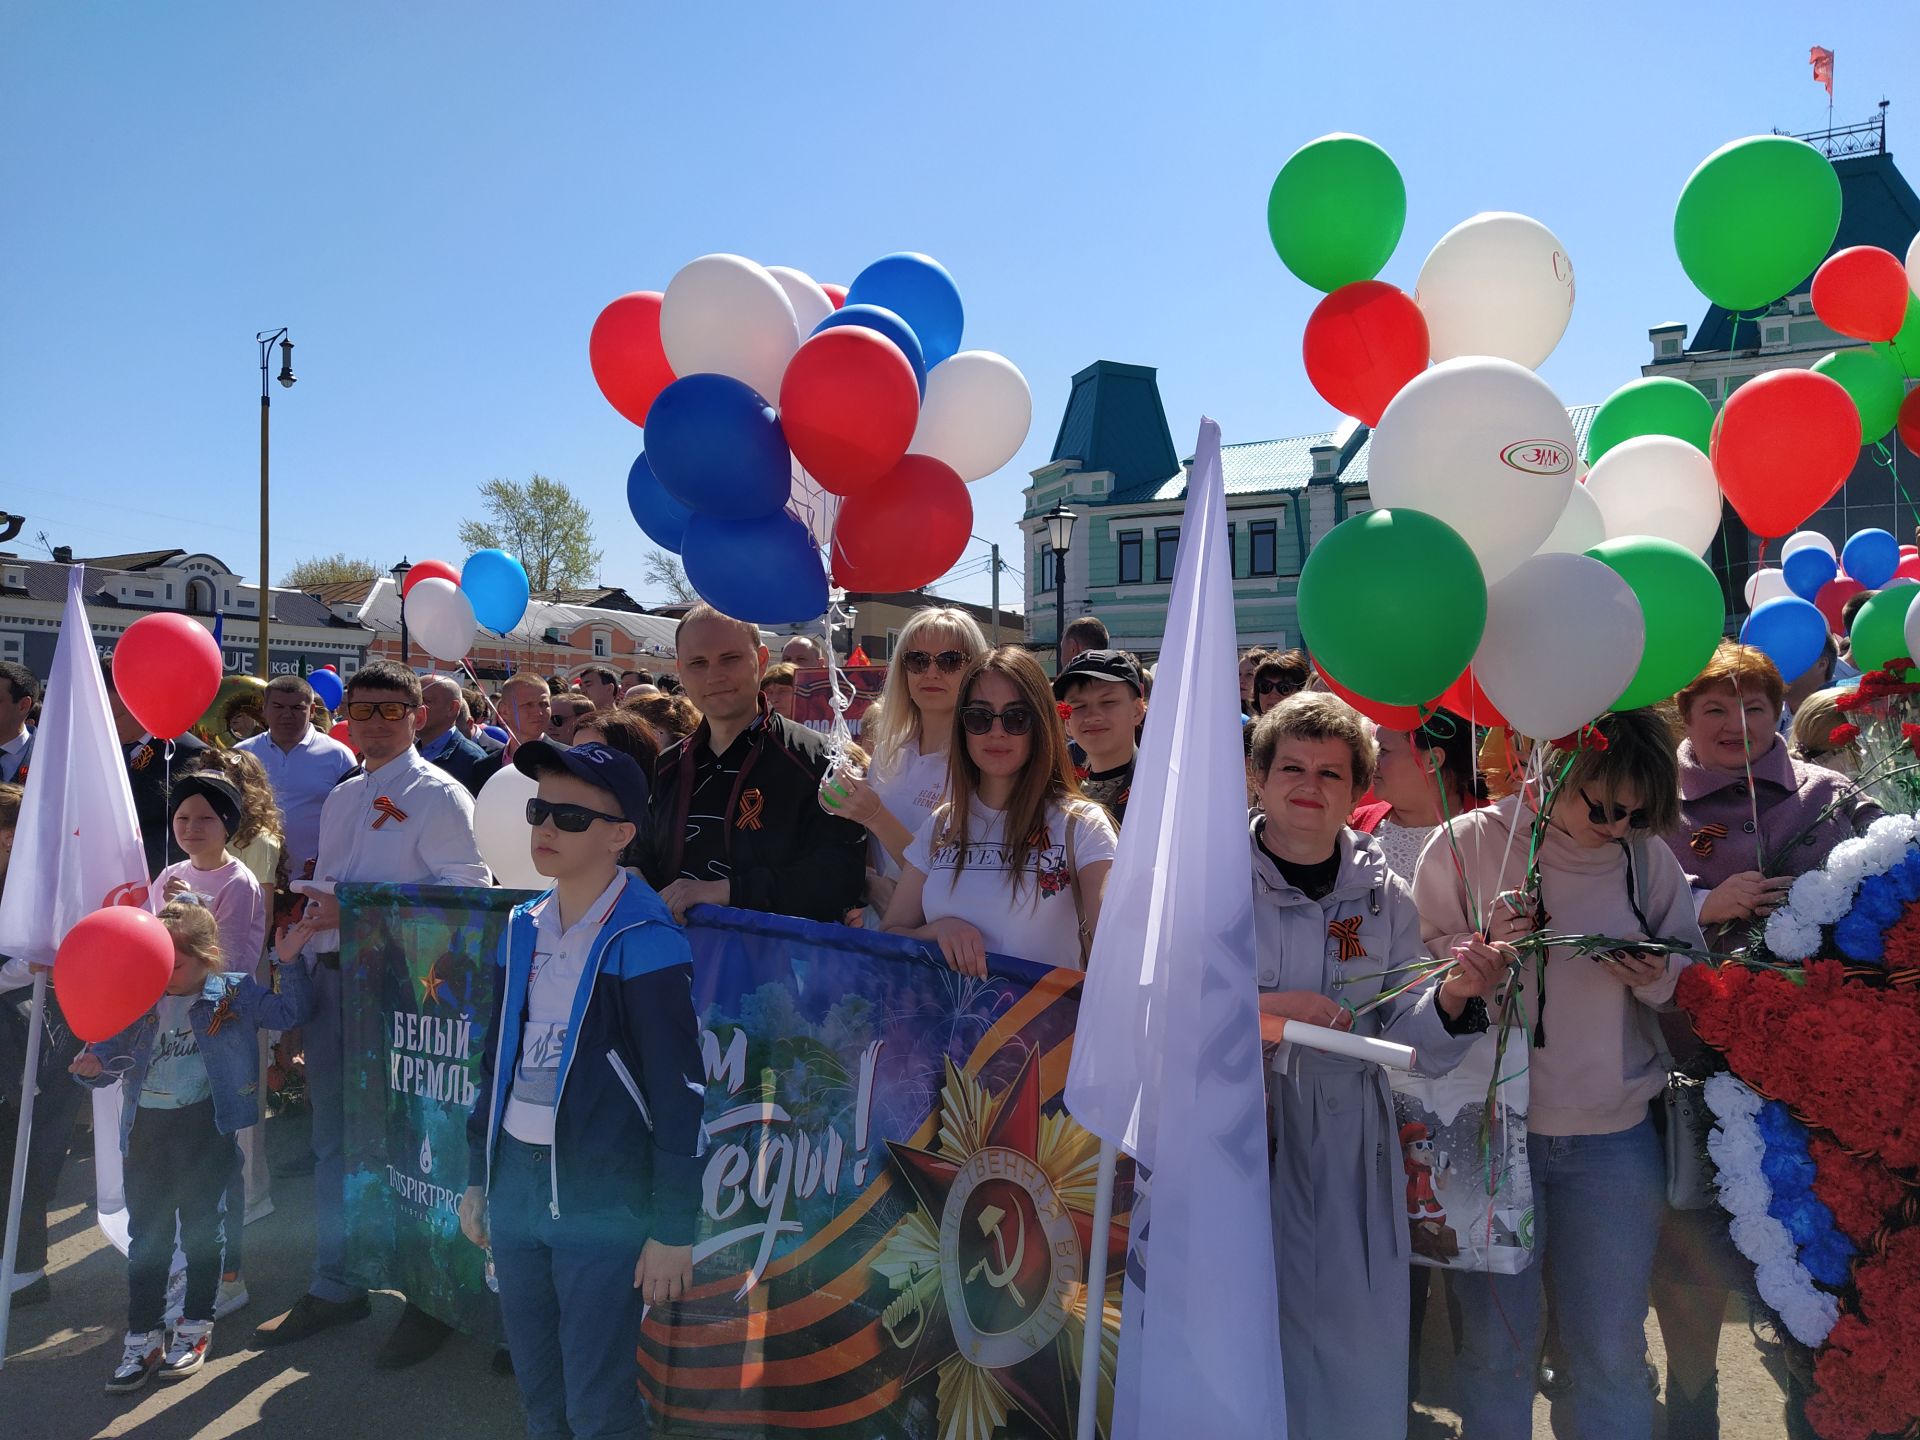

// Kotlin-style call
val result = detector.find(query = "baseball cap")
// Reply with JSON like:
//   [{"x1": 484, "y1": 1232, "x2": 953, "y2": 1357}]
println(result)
[
  {"x1": 1052, "y1": 649, "x2": 1144, "y2": 699},
  {"x1": 514, "y1": 739, "x2": 651, "y2": 824}
]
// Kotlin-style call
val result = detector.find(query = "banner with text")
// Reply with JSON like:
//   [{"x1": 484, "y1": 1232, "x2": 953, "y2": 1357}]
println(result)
[{"x1": 338, "y1": 887, "x2": 1128, "y2": 1439}]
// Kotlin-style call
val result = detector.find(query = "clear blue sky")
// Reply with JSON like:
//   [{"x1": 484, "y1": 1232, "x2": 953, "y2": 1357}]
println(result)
[{"x1": 3, "y1": 3, "x2": 1913, "y2": 611}]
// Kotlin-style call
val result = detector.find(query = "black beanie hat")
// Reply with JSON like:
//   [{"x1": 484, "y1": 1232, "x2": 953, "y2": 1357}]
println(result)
[{"x1": 167, "y1": 772, "x2": 245, "y2": 841}]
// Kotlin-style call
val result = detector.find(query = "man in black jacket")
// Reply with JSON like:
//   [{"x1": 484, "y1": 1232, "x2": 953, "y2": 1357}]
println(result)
[
  {"x1": 417, "y1": 674, "x2": 489, "y2": 795},
  {"x1": 645, "y1": 606, "x2": 864, "y2": 923}
]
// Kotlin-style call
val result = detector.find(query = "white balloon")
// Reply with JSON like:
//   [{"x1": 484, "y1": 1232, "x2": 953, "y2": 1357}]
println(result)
[
  {"x1": 1745, "y1": 567, "x2": 1793, "y2": 608},
  {"x1": 1903, "y1": 589, "x2": 1920, "y2": 671},
  {"x1": 404, "y1": 578, "x2": 477, "y2": 663},
  {"x1": 1535, "y1": 484, "x2": 1604, "y2": 556},
  {"x1": 1907, "y1": 232, "x2": 1920, "y2": 300},
  {"x1": 1473, "y1": 553, "x2": 1646, "y2": 741},
  {"x1": 1415, "y1": 212, "x2": 1576, "y2": 369},
  {"x1": 473, "y1": 765, "x2": 546, "y2": 892},
  {"x1": 1584, "y1": 435, "x2": 1723, "y2": 555},
  {"x1": 766, "y1": 266, "x2": 835, "y2": 342},
  {"x1": 908, "y1": 351, "x2": 1033, "y2": 483},
  {"x1": 659, "y1": 254, "x2": 799, "y2": 400},
  {"x1": 1782, "y1": 529, "x2": 1836, "y2": 560},
  {"x1": 1368, "y1": 356, "x2": 1577, "y2": 583}
]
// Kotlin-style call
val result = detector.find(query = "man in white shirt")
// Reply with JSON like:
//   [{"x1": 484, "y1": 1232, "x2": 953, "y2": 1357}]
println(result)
[
  {"x1": 0, "y1": 661, "x2": 37, "y2": 784},
  {"x1": 237, "y1": 675, "x2": 357, "y2": 880},
  {"x1": 252, "y1": 660, "x2": 490, "y2": 1365}
]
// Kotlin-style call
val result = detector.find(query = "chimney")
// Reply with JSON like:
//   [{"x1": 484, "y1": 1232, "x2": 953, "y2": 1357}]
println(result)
[{"x1": 52, "y1": 545, "x2": 73, "y2": 564}]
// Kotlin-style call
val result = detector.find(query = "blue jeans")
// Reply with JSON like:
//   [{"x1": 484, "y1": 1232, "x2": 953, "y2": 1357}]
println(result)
[
  {"x1": 303, "y1": 959, "x2": 363, "y2": 1304},
  {"x1": 1454, "y1": 1118, "x2": 1665, "y2": 1440},
  {"x1": 490, "y1": 1134, "x2": 650, "y2": 1440}
]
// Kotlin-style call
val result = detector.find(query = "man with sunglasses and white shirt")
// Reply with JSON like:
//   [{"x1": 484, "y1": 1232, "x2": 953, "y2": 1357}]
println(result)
[
  {"x1": 645, "y1": 605, "x2": 865, "y2": 925},
  {"x1": 252, "y1": 660, "x2": 490, "y2": 1368}
]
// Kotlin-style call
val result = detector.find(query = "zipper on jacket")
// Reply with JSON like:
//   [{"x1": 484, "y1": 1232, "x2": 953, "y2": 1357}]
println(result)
[
  {"x1": 544, "y1": 918, "x2": 644, "y2": 1218},
  {"x1": 605, "y1": 1049, "x2": 654, "y2": 1129}
]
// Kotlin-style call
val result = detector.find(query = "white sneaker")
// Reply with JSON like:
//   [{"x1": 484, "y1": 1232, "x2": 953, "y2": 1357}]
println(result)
[
  {"x1": 106, "y1": 1330, "x2": 166, "y2": 1394},
  {"x1": 160, "y1": 1318, "x2": 213, "y2": 1380},
  {"x1": 162, "y1": 1269, "x2": 187, "y2": 1326},
  {"x1": 214, "y1": 1275, "x2": 250, "y2": 1319}
]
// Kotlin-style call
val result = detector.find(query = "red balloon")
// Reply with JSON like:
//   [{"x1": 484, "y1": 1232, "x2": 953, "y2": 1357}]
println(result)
[
  {"x1": 588, "y1": 291, "x2": 675, "y2": 428},
  {"x1": 1438, "y1": 666, "x2": 1507, "y2": 729},
  {"x1": 55, "y1": 907, "x2": 176, "y2": 1042},
  {"x1": 820, "y1": 283, "x2": 849, "y2": 310},
  {"x1": 1314, "y1": 665, "x2": 1430, "y2": 730},
  {"x1": 778, "y1": 328, "x2": 921, "y2": 495},
  {"x1": 1302, "y1": 281, "x2": 1430, "y2": 427},
  {"x1": 1710, "y1": 369, "x2": 1860, "y2": 538},
  {"x1": 113, "y1": 613, "x2": 222, "y2": 741},
  {"x1": 1899, "y1": 387, "x2": 1920, "y2": 458},
  {"x1": 401, "y1": 559, "x2": 460, "y2": 597},
  {"x1": 1814, "y1": 575, "x2": 1867, "y2": 633},
  {"x1": 831, "y1": 456, "x2": 972, "y2": 591},
  {"x1": 320, "y1": 664, "x2": 337, "y2": 672},
  {"x1": 1811, "y1": 247, "x2": 1911, "y2": 343},
  {"x1": 329, "y1": 720, "x2": 354, "y2": 747},
  {"x1": 1895, "y1": 556, "x2": 1920, "y2": 584}
]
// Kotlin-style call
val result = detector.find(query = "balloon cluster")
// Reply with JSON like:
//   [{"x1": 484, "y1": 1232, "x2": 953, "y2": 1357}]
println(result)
[
  {"x1": 399, "y1": 550, "x2": 532, "y2": 664},
  {"x1": 1271, "y1": 134, "x2": 1725, "y2": 742},
  {"x1": 592, "y1": 253, "x2": 1032, "y2": 623},
  {"x1": 1745, "y1": 530, "x2": 1920, "y2": 683}
]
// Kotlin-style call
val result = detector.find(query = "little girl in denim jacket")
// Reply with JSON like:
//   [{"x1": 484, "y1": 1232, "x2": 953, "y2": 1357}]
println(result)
[{"x1": 72, "y1": 900, "x2": 317, "y2": 1395}]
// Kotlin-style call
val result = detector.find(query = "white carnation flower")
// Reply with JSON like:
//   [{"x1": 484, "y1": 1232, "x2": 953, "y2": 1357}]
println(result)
[
  {"x1": 1705, "y1": 1074, "x2": 1763, "y2": 1120},
  {"x1": 1861, "y1": 826, "x2": 1911, "y2": 873},
  {"x1": 1826, "y1": 837, "x2": 1875, "y2": 887},
  {"x1": 1764, "y1": 909, "x2": 1821, "y2": 960},
  {"x1": 1786, "y1": 869, "x2": 1852, "y2": 924},
  {"x1": 1716, "y1": 1170, "x2": 1772, "y2": 1218},
  {"x1": 1866, "y1": 813, "x2": 1920, "y2": 848},
  {"x1": 1731, "y1": 1214, "x2": 1795, "y2": 1267},
  {"x1": 1757, "y1": 1260, "x2": 1839, "y2": 1346}
]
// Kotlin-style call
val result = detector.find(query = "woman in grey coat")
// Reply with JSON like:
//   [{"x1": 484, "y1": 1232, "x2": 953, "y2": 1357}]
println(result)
[{"x1": 1249, "y1": 693, "x2": 1505, "y2": 1439}]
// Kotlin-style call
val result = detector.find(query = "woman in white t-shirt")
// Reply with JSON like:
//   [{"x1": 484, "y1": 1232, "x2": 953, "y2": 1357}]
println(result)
[
  {"x1": 883, "y1": 648, "x2": 1116, "y2": 973},
  {"x1": 826, "y1": 607, "x2": 988, "y2": 914}
]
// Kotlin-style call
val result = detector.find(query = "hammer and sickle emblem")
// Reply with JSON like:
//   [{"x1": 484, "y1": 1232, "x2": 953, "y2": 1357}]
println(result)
[
  {"x1": 881, "y1": 1262, "x2": 928, "y2": 1349},
  {"x1": 965, "y1": 1203, "x2": 1029, "y2": 1309}
]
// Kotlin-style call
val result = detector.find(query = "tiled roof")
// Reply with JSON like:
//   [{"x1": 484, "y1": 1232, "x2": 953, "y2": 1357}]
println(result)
[
  {"x1": 1687, "y1": 150, "x2": 1920, "y2": 355},
  {"x1": 2, "y1": 557, "x2": 364, "y2": 631},
  {"x1": 1103, "y1": 405, "x2": 1601, "y2": 506},
  {"x1": 305, "y1": 579, "x2": 377, "y2": 606},
  {"x1": 72, "y1": 549, "x2": 186, "y2": 572}
]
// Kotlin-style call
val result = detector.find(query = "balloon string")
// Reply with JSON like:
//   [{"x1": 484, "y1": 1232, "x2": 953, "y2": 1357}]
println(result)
[
  {"x1": 163, "y1": 740, "x2": 177, "y2": 869},
  {"x1": 1870, "y1": 442, "x2": 1920, "y2": 539}
]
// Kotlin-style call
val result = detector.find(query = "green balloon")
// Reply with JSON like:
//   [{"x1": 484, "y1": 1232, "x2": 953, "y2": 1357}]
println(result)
[
  {"x1": 1267, "y1": 134, "x2": 1406, "y2": 293},
  {"x1": 1813, "y1": 347, "x2": 1908, "y2": 442},
  {"x1": 1586, "y1": 377, "x2": 1716, "y2": 463},
  {"x1": 1298, "y1": 508, "x2": 1485, "y2": 704},
  {"x1": 1586, "y1": 537, "x2": 1725, "y2": 709},
  {"x1": 1848, "y1": 582, "x2": 1920, "y2": 673},
  {"x1": 1673, "y1": 136, "x2": 1840, "y2": 312},
  {"x1": 1870, "y1": 292, "x2": 1920, "y2": 379}
]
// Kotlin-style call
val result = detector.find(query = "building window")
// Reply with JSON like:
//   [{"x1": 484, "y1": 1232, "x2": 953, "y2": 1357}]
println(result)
[
  {"x1": 1155, "y1": 527, "x2": 1179, "y2": 582},
  {"x1": 1659, "y1": 338, "x2": 1680, "y2": 356},
  {"x1": 1694, "y1": 378, "x2": 1719, "y2": 400},
  {"x1": 1763, "y1": 325, "x2": 1786, "y2": 345},
  {"x1": 1726, "y1": 374, "x2": 1752, "y2": 395},
  {"x1": 1117, "y1": 530, "x2": 1142, "y2": 584},
  {"x1": 1038, "y1": 543, "x2": 1057, "y2": 592},
  {"x1": 592, "y1": 634, "x2": 609, "y2": 658},
  {"x1": 1250, "y1": 520, "x2": 1277, "y2": 577},
  {"x1": 1226, "y1": 522, "x2": 1238, "y2": 577},
  {"x1": 1346, "y1": 487, "x2": 1370, "y2": 511},
  {"x1": 885, "y1": 628, "x2": 901, "y2": 659}
]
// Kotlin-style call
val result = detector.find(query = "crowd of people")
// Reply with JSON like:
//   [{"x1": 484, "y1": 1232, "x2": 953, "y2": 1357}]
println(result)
[{"x1": 0, "y1": 599, "x2": 1882, "y2": 1440}]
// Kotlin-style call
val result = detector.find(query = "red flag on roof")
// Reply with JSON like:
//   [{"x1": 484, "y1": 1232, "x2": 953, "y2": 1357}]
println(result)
[
  {"x1": 845, "y1": 645, "x2": 871, "y2": 667},
  {"x1": 1810, "y1": 46, "x2": 1834, "y2": 98}
]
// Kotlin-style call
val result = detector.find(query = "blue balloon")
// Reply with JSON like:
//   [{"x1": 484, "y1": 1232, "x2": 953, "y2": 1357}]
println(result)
[
  {"x1": 1740, "y1": 596, "x2": 1829, "y2": 684},
  {"x1": 812, "y1": 304, "x2": 927, "y2": 393},
  {"x1": 846, "y1": 252, "x2": 964, "y2": 369},
  {"x1": 461, "y1": 548, "x2": 531, "y2": 633},
  {"x1": 680, "y1": 511, "x2": 826, "y2": 624},
  {"x1": 643, "y1": 373, "x2": 791, "y2": 520},
  {"x1": 626, "y1": 451, "x2": 692, "y2": 554},
  {"x1": 1782, "y1": 545, "x2": 1837, "y2": 600},
  {"x1": 1843, "y1": 528, "x2": 1900, "y2": 590},
  {"x1": 482, "y1": 724, "x2": 509, "y2": 745},
  {"x1": 308, "y1": 669, "x2": 343, "y2": 711}
]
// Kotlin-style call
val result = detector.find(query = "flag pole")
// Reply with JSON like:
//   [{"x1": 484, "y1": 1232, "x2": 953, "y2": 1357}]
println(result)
[
  {"x1": 0, "y1": 967, "x2": 49, "y2": 1367},
  {"x1": 1075, "y1": 1137, "x2": 1119, "y2": 1440}
]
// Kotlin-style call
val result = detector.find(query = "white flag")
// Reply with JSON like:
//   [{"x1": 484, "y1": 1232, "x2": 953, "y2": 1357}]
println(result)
[
  {"x1": 1065, "y1": 419, "x2": 1286, "y2": 1438},
  {"x1": 0, "y1": 566, "x2": 150, "y2": 1250}
]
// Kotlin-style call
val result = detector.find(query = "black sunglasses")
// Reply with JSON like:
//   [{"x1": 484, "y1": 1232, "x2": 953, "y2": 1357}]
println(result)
[
  {"x1": 960, "y1": 704, "x2": 1036, "y2": 737},
  {"x1": 1580, "y1": 787, "x2": 1649, "y2": 831},
  {"x1": 525, "y1": 798, "x2": 626, "y2": 833},
  {"x1": 1255, "y1": 679, "x2": 1294, "y2": 696},
  {"x1": 346, "y1": 700, "x2": 414, "y2": 721},
  {"x1": 903, "y1": 649, "x2": 968, "y2": 675}
]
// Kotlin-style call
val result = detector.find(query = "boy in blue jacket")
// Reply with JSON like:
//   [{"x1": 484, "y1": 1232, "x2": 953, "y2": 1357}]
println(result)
[{"x1": 460, "y1": 739, "x2": 706, "y2": 1440}]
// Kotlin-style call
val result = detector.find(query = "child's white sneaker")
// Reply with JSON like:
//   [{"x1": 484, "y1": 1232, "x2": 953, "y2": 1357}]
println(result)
[
  {"x1": 106, "y1": 1330, "x2": 166, "y2": 1394},
  {"x1": 214, "y1": 1274, "x2": 250, "y2": 1319},
  {"x1": 159, "y1": 1318, "x2": 213, "y2": 1380}
]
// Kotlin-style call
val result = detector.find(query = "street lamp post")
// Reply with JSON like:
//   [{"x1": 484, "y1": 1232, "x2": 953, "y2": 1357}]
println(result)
[
  {"x1": 392, "y1": 558, "x2": 414, "y2": 669},
  {"x1": 1044, "y1": 501, "x2": 1078, "y2": 672},
  {"x1": 255, "y1": 329, "x2": 296, "y2": 680}
]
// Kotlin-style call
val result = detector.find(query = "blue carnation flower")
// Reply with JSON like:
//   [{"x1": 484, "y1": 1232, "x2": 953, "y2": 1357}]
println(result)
[
  {"x1": 1855, "y1": 874, "x2": 1904, "y2": 926},
  {"x1": 1771, "y1": 1192, "x2": 1836, "y2": 1246},
  {"x1": 1762, "y1": 1146, "x2": 1818, "y2": 1195},
  {"x1": 1801, "y1": 1234, "x2": 1856, "y2": 1289},
  {"x1": 1836, "y1": 908, "x2": 1888, "y2": 962},
  {"x1": 1758, "y1": 1101, "x2": 1808, "y2": 1151},
  {"x1": 1898, "y1": 851, "x2": 1920, "y2": 902}
]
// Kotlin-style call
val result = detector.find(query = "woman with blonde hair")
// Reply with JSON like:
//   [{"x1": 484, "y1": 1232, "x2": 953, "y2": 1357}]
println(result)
[
  {"x1": 1788, "y1": 685, "x2": 1856, "y2": 775},
  {"x1": 823, "y1": 607, "x2": 988, "y2": 914},
  {"x1": 883, "y1": 648, "x2": 1115, "y2": 973}
]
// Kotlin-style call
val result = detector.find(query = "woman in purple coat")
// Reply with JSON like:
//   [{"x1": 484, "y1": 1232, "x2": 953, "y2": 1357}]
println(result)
[{"x1": 1655, "y1": 641, "x2": 1878, "y2": 1438}]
